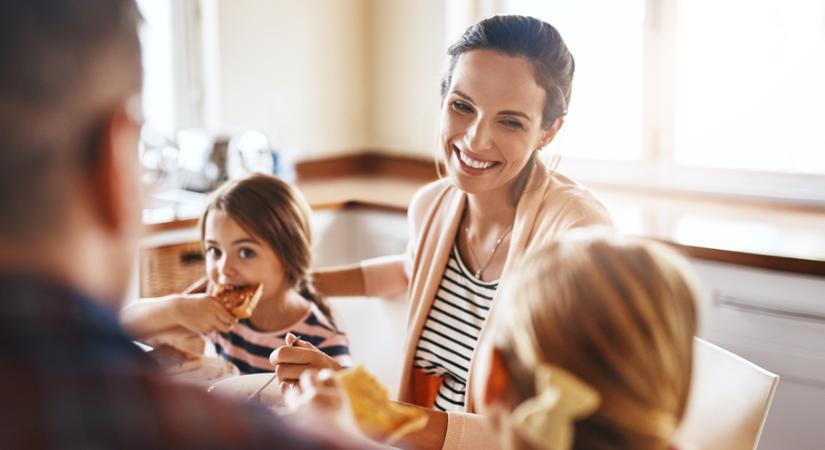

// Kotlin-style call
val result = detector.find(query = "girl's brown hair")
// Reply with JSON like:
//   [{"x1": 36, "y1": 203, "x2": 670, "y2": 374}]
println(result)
[
  {"x1": 199, "y1": 174, "x2": 335, "y2": 326},
  {"x1": 495, "y1": 232, "x2": 699, "y2": 450}
]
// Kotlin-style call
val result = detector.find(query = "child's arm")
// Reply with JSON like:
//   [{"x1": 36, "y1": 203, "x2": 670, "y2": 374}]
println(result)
[{"x1": 120, "y1": 293, "x2": 237, "y2": 338}]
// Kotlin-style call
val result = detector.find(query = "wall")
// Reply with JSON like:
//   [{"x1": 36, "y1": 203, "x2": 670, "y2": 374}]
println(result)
[
  {"x1": 215, "y1": 0, "x2": 371, "y2": 159},
  {"x1": 366, "y1": 0, "x2": 446, "y2": 159},
  {"x1": 213, "y1": 0, "x2": 450, "y2": 161}
]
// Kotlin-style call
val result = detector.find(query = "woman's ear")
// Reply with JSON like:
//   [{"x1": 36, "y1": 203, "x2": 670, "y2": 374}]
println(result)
[
  {"x1": 537, "y1": 116, "x2": 564, "y2": 150},
  {"x1": 483, "y1": 347, "x2": 511, "y2": 407}
]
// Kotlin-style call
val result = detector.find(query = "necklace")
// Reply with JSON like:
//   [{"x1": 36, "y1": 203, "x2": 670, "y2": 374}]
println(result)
[{"x1": 464, "y1": 224, "x2": 513, "y2": 279}]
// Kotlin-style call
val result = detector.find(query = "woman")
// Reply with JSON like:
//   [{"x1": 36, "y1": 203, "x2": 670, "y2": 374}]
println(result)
[{"x1": 271, "y1": 15, "x2": 613, "y2": 449}]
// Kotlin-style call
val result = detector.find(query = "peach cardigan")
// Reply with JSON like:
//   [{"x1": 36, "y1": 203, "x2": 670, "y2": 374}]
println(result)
[{"x1": 359, "y1": 161, "x2": 613, "y2": 449}]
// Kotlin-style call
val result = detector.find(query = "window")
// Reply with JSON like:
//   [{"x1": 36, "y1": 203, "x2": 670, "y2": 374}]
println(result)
[
  {"x1": 499, "y1": 0, "x2": 825, "y2": 203},
  {"x1": 136, "y1": 0, "x2": 176, "y2": 136},
  {"x1": 136, "y1": 0, "x2": 206, "y2": 137}
]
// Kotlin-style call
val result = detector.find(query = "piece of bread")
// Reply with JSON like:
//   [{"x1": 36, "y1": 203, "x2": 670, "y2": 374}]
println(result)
[
  {"x1": 147, "y1": 343, "x2": 203, "y2": 374},
  {"x1": 335, "y1": 365, "x2": 428, "y2": 444},
  {"x1": 211, "y1": 283, "x2": 264, "y2": 319}
]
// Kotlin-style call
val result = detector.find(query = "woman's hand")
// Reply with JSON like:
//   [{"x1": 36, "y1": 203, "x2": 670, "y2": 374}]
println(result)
[
  {"x1": 284, "y1": 370, "x2": 387, "y2": 449},
  {"x1": 171, "y1": 293, "x2": 237, "y2": 334},
  {"x1": 270, "y1": 339, "x2": 342, "y2": 394},
  {"x1": 285, "y1": 369, "x2": 349, "y2": 417}
]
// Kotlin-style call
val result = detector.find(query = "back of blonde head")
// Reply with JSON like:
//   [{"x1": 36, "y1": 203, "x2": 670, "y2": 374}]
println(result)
[{"x1": 496, "y1": 232, "x2": 699, "y2": 450}]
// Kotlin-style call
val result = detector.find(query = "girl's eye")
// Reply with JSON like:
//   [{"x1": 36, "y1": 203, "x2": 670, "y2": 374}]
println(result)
[
  {"x1": 501, "y1": 119, "x2": 524, "y2": 130},
  {"x1": 206, "y1": 246, "x2": 222, "y2": 258},
  {"x1": 238, "y1": 247, "x2": 256, "y2": 259},
  {"x1": 451, "y1": 100, "x2": 474, "y2": 114}
]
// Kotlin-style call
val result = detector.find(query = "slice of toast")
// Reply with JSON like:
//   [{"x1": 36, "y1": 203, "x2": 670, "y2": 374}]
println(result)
[
  {"x1": 335, "y1": 365, "x2": 428, "y2": 444},
  {"x1": 211, "y1": 283, "x2": 264, "y2": 319}
]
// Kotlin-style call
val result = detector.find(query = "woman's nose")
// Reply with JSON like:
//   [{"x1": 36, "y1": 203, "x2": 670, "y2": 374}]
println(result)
[{"x1": 465, "y1": 118, "x2": 492, "y2": 152}]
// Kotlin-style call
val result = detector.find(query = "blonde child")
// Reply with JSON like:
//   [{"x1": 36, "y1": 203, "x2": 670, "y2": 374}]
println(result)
[
  {"x1": 474, "y1": 232, "x2": 699, "y2": 450},
  {"x1": 122, "y1": 174, "x2": 351, "y2": 374}
]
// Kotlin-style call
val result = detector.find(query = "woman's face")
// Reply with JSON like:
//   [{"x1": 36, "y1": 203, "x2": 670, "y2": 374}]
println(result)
[
  {"x1": 440, "y1": 49, "x2": 558, "y2": 196},
  {"x1": 204, "y1": 209, "x2": 287, "y2": 302}
]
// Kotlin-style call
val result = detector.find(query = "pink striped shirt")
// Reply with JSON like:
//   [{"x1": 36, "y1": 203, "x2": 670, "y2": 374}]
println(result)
[{"x1": 208, "y1": 302, "x2": 351, "y2": 374}]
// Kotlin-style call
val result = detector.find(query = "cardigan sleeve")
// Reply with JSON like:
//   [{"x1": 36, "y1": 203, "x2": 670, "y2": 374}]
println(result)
[{"x1": 442, "y1": 411, "x2": 499, "y2": 450}]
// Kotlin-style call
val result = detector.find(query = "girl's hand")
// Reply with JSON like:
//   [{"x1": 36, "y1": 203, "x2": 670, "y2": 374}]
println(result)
[
  {"x1": 269, "y1": 339, "x2": 342, "y2": 394},
  {"x1": 171, "y1": 293, "x2": 237, "y2": 334}
]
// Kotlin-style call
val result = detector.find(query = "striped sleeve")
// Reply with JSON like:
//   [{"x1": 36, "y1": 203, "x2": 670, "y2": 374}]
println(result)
[{"x1": 293, "y1": 305, "x2": 352, "y2": 368}]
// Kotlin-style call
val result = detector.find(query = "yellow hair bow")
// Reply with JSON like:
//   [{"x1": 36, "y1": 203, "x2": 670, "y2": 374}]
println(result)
[{"x1": 511, "y1": 364, "x2": 601, "y2": 450}]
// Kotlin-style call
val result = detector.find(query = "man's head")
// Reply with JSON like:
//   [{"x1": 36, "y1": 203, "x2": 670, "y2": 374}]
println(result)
[{"x1": 0, "y1": 0, "x2": 143, "y2": 304}]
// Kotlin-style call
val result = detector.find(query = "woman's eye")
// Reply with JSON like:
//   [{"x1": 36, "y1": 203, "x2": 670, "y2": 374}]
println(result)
[
  {"x1": 206, "y1": 247, "x2": 222, "y2": 258},
  {"x1": 451, "y1": 101, "x2": 474, "y2": 114},
  {"x1": 238, "y1": 247, "x2": 256, "y2": 259},
  {"x1": 501, "y1": 119, "x2": 524, "y2": 130}
]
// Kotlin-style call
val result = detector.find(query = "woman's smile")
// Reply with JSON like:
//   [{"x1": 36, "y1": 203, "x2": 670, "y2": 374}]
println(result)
[{"x1": 453, "y1": 145, "x2": 502, "y2": 175}]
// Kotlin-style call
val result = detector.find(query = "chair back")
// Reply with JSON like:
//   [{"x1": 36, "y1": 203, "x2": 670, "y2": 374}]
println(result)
[{"x1": 675, "y1": 338, "x2": 779, "y2": 450}]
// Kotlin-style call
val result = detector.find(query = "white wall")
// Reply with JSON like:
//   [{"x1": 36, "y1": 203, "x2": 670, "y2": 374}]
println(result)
[
  {"x1": 216, "y1": 0, "x2": 371, "y2": 159},
  {"x1": 366, "y1": 0, "x2": 445, "y2": 159},
  {"x1": 213, "y1": 0, "x2": 450, "y2": 161}
]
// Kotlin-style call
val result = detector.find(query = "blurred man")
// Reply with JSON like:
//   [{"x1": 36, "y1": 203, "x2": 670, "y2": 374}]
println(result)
[{"x1": 0, "y1": 1, "x2": 348, "y2": 448}]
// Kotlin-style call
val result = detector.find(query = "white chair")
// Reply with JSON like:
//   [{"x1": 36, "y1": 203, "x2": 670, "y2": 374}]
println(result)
[{"x1": 675, "y1": 338, "x2": 779, "y2": 450}]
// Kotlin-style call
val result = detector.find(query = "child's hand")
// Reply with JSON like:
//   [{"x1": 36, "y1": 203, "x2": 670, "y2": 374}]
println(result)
[
  {"x1": 269, "y1": 339, "x2": 342, "y2": 394},
  {"x1": 171, "y1": 293, "x2": 237, "y2": 334}
]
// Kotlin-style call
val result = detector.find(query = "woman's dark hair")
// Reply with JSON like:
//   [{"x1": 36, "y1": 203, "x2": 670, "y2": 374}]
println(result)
[
  {"x1": 441, "y1": 15, "x2": 575, "y2": 128},
  {"x1": 200, "y1": 174, "x2": 337, "y2": 328}
]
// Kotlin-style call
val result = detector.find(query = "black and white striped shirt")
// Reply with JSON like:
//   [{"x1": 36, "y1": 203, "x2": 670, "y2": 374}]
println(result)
[{"x1": 412, "y1": 245, "x2": 498, "y2": 412}]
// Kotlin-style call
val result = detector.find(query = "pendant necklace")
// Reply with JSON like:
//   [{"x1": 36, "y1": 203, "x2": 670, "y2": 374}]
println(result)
[{"x1": 464, "y1": 224, "x2": 513, "y2": 279}]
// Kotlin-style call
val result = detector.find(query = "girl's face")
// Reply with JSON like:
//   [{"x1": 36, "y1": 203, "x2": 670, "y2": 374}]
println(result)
[
  {"x1": 204, "y1": 209, "x2": 288, "y2": 302},
  {"x1": 440, "y1": 49, "x2": 560, "y2": 196}
]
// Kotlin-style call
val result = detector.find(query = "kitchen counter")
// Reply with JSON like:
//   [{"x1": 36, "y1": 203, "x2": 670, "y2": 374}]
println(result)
[{"x1": 143, "y1": 175, "x2": 825, "y2": 276}]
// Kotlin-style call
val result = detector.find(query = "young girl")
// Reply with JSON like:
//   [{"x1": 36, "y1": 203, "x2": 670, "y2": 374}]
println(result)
[
  {"x1": 122, "y1": 174, "x2": 351, "y2": 374},
  {"x1": 474, "y1": 232, "x2": 700, "y2": 450}
]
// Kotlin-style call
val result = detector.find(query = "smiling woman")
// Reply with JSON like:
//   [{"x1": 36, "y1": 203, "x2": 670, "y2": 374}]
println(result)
[{"x1": 301, "y1": 15, "x2": 614, "y2": 450}]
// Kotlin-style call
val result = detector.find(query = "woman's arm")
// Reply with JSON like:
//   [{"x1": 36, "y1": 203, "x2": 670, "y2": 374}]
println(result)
[
  {"x1": 312, "y1": 264, "x2": 367, "y2": 297},
  {"x1": 312, "y1": 254, "x2": 409, "y2": 298},
  {"x1": 395, "y1": 405, "x2": 448, "y2": 450}
]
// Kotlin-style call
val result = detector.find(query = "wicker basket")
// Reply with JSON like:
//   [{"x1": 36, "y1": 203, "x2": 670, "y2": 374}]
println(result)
[{"x1": 140, "y1": 241, "x2": 205, "y2": 297}]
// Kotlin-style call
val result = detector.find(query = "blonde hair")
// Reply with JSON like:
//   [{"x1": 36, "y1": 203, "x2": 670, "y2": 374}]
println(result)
[
  {"x1": 199, "y1": 174, "x2": 334, "y2": 325},
  {"x1": 495, "y1": 231, "x2": 699, "y2": 450}
]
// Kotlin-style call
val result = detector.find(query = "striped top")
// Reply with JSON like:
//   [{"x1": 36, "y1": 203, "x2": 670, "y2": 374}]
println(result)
[
  {"x1": 412, "y1": 245, "x2": 498, "y2": 412},
  {"x1": 209, "y1": 302, "x2": 351, "y2": 374}
]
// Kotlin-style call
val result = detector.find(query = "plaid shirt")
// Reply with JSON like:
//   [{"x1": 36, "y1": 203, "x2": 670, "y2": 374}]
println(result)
[{"x1": 0, "y1": 274, "x2": 347, "y2": 450}]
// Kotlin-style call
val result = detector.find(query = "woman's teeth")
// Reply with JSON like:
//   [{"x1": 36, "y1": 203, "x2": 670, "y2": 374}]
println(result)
[{"x1": 459, "y1": 151, "x2": 495, "y2": 169}]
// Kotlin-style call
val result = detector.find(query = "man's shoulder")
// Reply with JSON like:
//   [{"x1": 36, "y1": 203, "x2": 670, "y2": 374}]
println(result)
[{"x1": 0, "y1": 364, "x2": 336, "y2": 450}]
